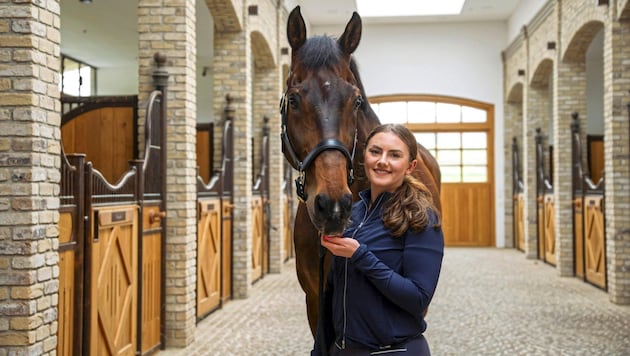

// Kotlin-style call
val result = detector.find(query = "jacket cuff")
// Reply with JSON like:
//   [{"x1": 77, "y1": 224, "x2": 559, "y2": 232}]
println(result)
[{"x1": 350, "y1": 243, "x2": 368, "y2": 262}]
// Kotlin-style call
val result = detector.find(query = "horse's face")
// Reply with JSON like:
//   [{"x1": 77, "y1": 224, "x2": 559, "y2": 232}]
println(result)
[{"x1": 282, "y1": 6, "x2": 364, "y2": 235}]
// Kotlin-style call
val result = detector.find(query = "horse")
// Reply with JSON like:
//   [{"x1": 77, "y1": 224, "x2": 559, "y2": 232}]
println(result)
[{"x1": 281, "y1": 6, "x2": 442, "y2": 337}]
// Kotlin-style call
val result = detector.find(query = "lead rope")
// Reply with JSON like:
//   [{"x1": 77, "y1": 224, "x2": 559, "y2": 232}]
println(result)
[{"x1": 316, "y1": 236, "x2": 328, "y2": 356}]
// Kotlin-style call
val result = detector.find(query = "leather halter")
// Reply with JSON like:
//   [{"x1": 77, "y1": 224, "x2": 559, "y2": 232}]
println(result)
[{"x1": 280, "y1": 93, "x2": 358, "y2": 202}]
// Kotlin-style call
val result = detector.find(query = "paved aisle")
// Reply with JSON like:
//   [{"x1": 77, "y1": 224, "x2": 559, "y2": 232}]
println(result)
[{"x1": 160, "y1": 248, "x2": 630, "y2": 355}]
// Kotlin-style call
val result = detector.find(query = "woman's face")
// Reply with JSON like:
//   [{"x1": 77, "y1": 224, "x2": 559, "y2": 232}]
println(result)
[{"x1": 364, "y1": 131, "x2": 417, "y2": 198}]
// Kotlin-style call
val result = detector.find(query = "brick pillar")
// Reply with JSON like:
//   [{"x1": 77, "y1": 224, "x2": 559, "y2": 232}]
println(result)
[
  {"x1": 253, "y1": 68, "x2": 283, "y2": 273},
  {"x1": 214, "y1": 29, "x2": 253, "y2": 298},
  {"x1": 504, "y1": 101, "x2": 521, "y2": 250},
  {"x1": 0, "y1": 1, "x2": 61, "y2": 354},
  {"x1": 138, "y1": 0, "x2": 198, "y2": 347},
  {"x1": 554, "y1": 60, "x2": 586, "y2": 276},
  {"x1": 604, "y1": 14, "x2": 630, "y2": 304}
]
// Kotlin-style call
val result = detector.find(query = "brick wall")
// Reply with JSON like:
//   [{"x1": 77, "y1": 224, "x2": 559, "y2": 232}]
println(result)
[
  {"x1": 0, "y1": 1, "x2": 62, "y2": 354},
  {"x1": 503, "y1": 0, "x2": 630, "y2": 302},
  {"x1": 138, "y1": 0, "x2": 199, "y2": 347}
]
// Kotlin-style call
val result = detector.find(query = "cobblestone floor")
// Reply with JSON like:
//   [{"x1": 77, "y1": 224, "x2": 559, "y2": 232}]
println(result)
[{"x1": 159, "y1": 248, "x2": 630, "y2": 355}]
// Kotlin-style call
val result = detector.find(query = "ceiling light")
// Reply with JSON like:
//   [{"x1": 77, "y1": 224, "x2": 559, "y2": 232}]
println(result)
[{"x1": 356, "y1": 0, "x2": 465, "y2": 17}]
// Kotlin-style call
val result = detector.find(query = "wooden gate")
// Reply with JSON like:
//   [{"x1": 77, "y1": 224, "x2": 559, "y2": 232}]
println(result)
[
  {"x1": 251, "y1": 117, "x2": 270, "y2": 282},
  {"x1": 535, "y1": 128, "x2": 555, "y2": 265},
  {"x1": 89, "y1": 204, "x2": 139, "y2": 356},
  {"x1": 57, "y1": 154, "x2": 85, "y2": 356},
  {"x1": 283, "y1": 162, "x2": 295, "y2": 261},
  {"x1": 196, "y1": 95, "x2": 235, "y2": 319},
  {"x1": 571, "y1": 114, "x2": 606, "y2": 289},
  {"x1": 58, "y1": 67, "x2": 167, "y2": 355},
  {"x1": 512, "y1": 137, "x2": 525, "y2": 251}
]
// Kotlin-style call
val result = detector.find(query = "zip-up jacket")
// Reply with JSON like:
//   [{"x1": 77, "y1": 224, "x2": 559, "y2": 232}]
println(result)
[{"x1": 312, "y1": 189, "x2": 444, "y2": 354}]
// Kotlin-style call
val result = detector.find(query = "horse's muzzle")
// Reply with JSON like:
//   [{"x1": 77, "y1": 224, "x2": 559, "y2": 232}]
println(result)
[{"x1": 312, "y1": 192, "x2": 353, "y2": 235}]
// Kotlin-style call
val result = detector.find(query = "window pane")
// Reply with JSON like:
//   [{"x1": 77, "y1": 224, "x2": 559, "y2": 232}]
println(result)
[
  {"x1": 462, "y1": 149, "x2": 486, "y2": 164},
  {"x1": 414, "y1": 133, "x2": 435, "y2": 150},
  {"x1": 441, "y1": 166, "x2": 461, "y2": 182},
  {"x1": 79, "y1": 66, "x2": 93, "y2": 96},
  {"x1": 436, "y1": 103, "x2": 461, "y2": 123},
  {"x1": 408, "y1": 101, "x2": 435, "y2": 123},
  {"x1": 463, "y1": 166, "x2": 487, "y2": 182},
  {"x1": 462, "y1": 132, "x2": 486, "y2": 149},
  {"x1": 369, "y1": 103, "x2": 379, "y2": 116},
  {"x1": 378, "y1": 102, "x2": 407, "y2": 124},
  {"x1": 462, "y1": 106, "x2": 486, "y2": 123},
  {"x1": 437, "y1": 132, "x2": 460, "y2": 149},
  {"x1": 437, "y1": 149, "x2": 460, "y2": 165}
]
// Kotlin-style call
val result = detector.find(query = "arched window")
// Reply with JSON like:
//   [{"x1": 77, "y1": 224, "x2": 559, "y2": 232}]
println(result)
[{"x1": 370, "y1": 95, "x2": 493, "y2": 183}]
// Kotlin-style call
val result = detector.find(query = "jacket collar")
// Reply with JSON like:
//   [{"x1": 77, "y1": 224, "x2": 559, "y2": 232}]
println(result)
[{"x1": 359, "y1": 189, "x2": 392, "y2": 208}]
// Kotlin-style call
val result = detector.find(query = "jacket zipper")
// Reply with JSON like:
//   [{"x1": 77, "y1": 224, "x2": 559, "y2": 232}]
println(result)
[{"x1": 341, "y1": 193, "x2": 385, "y2": 349}]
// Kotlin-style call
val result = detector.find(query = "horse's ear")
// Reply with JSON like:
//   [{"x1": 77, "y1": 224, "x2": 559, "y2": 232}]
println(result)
[
  {"x1": 338, "y1": 12, "x2": 362, "y2": 55},
  {"x1": 287, "y1": 6, "x2": 307, "y2": 52}
]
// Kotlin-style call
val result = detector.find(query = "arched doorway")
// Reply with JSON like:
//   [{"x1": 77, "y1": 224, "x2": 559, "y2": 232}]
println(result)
[{"x1": 370, "y1": 95, "x2": 495, "y2": 246}]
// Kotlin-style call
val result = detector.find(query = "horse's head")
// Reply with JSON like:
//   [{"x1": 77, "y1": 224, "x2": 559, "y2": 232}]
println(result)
[{"x1": 281, "y1": 6, "x2": 365, "y2": 235}]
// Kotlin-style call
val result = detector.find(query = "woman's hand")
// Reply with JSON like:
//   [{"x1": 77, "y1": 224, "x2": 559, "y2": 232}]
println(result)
[{"x1": 321, "y1": 235, "x2": 360, "y2": 258}]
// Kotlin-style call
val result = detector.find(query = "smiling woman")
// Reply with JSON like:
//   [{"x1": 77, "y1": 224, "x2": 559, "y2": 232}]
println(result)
[{"x1": 369, "y1": 94, "x2": 495, "y2": 247}]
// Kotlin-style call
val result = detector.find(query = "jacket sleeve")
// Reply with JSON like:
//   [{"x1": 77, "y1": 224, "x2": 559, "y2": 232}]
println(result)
[{"x1": 349, "y1": 213, "x2": 444, "y2": 317}]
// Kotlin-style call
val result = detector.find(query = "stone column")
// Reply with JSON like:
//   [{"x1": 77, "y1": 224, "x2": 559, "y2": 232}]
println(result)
[
  {"x1": 0, "y1": 1, "x2": 61, "y2": 354},
  {"x1": 554, "y1": 58, "x2": 586, "y2": 276},
  {"x1": 214, "y1": 28, "x2": 253, "y2": 298},
  {"x1": 138, "y1": 0, "x2": 198, "y2": 347},
  {"x1": 603, "y1": 10, "x2": 630, "y2": 304}
]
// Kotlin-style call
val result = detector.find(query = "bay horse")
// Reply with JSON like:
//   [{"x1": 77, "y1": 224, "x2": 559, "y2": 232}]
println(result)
[{"x1": 281, "y1": 6, "x2": 442, "y2": 337}]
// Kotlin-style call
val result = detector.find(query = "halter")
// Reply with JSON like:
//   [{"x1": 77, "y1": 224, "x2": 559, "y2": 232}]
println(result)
[{"x1": 280, "y1": 92, "x2": 358, "y2": 202}]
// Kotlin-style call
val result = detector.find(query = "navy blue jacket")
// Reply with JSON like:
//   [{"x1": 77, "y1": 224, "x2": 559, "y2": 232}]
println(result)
[{"x1": 312, "y1": 190, "x2": 444, "y2": 354}]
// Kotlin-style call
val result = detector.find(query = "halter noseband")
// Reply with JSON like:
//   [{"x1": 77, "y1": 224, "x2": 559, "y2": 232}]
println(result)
[{"x1": 280, "y1": 93, "x2": 358, "y2": 202}]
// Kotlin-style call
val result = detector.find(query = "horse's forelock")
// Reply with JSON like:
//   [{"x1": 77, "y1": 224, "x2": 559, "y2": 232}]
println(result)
[{"x1": 297, "y1": 36, "x2": 342, "y2": 69}]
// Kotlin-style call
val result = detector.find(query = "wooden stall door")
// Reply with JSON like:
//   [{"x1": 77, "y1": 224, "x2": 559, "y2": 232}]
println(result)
[
  {"x1": 573, "y1": 198, "x2": 585, "y2": 278},
  {"x1": 197, "y1": 198, "x2": 222, "y2": 318},
  {"x1": 57, "y1": 211, "x2": 77, "y2": 356},
  {"x1": 543, "y1": 194, "x2": 556, "y2": 265},
  {"x1": 89, "y1": 206, "x2": 138, "y2": 356},
  {"x1": 584, "y1": 195, "x2": 606, "y2": 289},
  {"x1": 514, "y1": 193, "x2": 526, "y2": 251},
  {"x1": 283, "y1": 195, "x2": 294, "y2": 261},
  {"x1": 141, "y1": 204, "x2": 163, "y2": 353},
  {"x1": 221, "y1": 201, "x2": 233, "y2": 302},
  {"x1": 441, "y1": 183, "x2": 493, "y2": 246},
  {"x1": 251, "y1": 196, "x2": 264, "y2": 282},
  {"x1": 536, "y1": 196, "x2": 545, "y2": 259},
  {"x1": 62, "y1": 107, "x2": 134, "y2": 183}
]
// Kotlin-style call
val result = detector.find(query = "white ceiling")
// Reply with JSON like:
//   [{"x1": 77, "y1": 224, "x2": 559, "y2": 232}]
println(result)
[
  {"x1": 294, "y1": 0, "x2": 521, "y2": 26},
  {"x1": 60, "y1": 0, "x2": 522, "y2": 71}
]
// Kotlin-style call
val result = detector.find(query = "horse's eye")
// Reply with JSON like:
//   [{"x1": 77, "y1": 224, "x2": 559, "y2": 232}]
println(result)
[
  {"x1": 354, "y1": 96, "x2": 364, "y2": 110},
  {"x1": 288, "y1": 94, "x2": 300, "y2": 110}
]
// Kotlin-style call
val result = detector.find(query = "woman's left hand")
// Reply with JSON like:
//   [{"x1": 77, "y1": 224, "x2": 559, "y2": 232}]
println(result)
[{"x1": 321, "y1": 235, "x2": 360, "y2": 258}]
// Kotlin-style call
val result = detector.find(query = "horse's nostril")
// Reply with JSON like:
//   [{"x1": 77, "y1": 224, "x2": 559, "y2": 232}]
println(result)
[
  {"x1": 340, "y1": 193, "x2": 353, "y2": 216},
  {"x1": 314, "y1": 194, "x2": 330, "y2": 214}
]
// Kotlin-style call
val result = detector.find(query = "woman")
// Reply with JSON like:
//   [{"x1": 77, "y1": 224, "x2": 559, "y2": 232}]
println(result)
[{"x1": 312, "y1": 124, "x2": 444, "y2": 355}]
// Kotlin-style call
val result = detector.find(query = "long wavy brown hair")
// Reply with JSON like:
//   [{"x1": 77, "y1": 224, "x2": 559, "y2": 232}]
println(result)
[{"x1": 365, "y1": 124, "x2": 441, "y2": 237}]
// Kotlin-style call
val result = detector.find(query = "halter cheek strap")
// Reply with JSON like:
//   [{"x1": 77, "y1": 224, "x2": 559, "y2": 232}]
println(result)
[{"x1": 280, "y1": 94, "x2": 358, "y2": 202}]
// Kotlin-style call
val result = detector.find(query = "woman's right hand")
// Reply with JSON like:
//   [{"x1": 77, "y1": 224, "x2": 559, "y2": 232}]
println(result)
[{"x1": 321, "y1": 235, "x2": 360, "y2": 258}]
